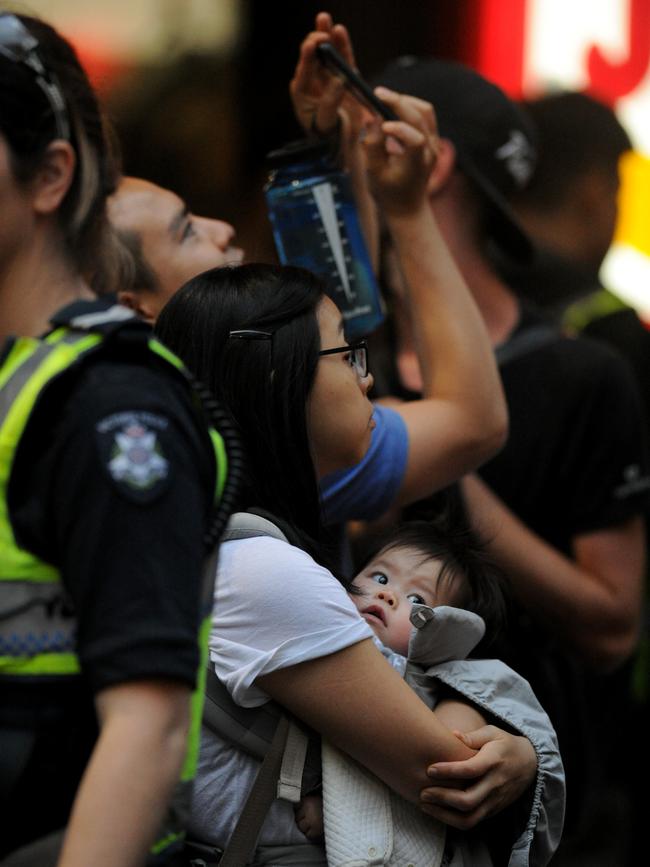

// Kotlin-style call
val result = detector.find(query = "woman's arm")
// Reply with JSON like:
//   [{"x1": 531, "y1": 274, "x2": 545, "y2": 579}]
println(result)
[
  {"x1": 259, "y1": 642, "x2": 538, "y2": 828},
  {"x1": 57, "y1": 680, "x2": 190, "y2": 867},
  {"x1": 257, "y1": 638, "x2": 474, "y2": 805},
  {"x1": 361, "y1": 90, "x2": 507, "y2": 504},
  {"x1": 291, "y1": 23, "x2": 508, "y2": 508}
]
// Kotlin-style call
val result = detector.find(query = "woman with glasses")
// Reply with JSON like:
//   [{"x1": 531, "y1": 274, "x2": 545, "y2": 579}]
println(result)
[
  {"x1": 0, "y1": 12, "x2": 234, "y2": 866},
  {"x1": 154, "y1": 93, "x2": 549, "y2": 866}
]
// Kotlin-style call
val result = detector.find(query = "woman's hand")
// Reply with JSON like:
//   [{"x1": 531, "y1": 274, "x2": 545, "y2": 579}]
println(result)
[
  {"x1": 419, "y1": 725, "x2": 537, "y2": 829},
  {"x1": 289, "y1": 12, "x2": 358, "y2": 138},
  {"x1": 289, "y1": 12, "x2": 380, "y2": 263},
  {"x1": 361, "y1": 88, "x2": 440, "y2": 217}
]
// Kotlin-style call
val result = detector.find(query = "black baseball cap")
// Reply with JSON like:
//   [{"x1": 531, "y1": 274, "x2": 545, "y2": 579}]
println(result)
[{"x1": 375, "y1": 56, "x2": 537, "y2": 264}]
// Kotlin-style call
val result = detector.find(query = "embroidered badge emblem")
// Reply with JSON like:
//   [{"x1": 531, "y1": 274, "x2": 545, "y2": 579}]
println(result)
[
  {"x1": 495, "y1": 130, "x2": 535, "y2": 188},
  {"x1": 108, "y1": 422, "x2": 169, "y2": 490}
]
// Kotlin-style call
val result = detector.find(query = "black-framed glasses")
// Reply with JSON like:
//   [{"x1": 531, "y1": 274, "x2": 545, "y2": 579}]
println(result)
[
  {"x1": 319, "y1": 339, "x2": 369, "y2": 379},
  {"x1": 0, "y1": 13, "x2": 71, "y2": 141}
]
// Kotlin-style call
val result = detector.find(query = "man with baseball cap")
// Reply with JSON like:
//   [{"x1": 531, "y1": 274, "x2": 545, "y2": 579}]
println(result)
[
  {"x1": 369, "y1": 56, "x2": 649, "y2": 865},
  {"x1": 377, "y1": 55, "x2": 537, "y2": 267}
]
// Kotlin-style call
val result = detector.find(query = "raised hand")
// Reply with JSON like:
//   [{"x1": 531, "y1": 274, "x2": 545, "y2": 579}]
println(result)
[
  {"x1": 361, "y1": 87, "x2": 440, "y2": 216},
  {"x1": 289, "y1": 11, "x2": 358, "y2": 137}
]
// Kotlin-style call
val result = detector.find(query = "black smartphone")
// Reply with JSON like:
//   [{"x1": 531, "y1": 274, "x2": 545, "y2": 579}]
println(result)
[{"x1": 315, "y1": 42, "x2": 398, "y2": 122}]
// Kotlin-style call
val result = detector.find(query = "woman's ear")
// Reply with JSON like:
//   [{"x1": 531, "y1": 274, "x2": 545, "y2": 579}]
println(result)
[
  {"x1": 426, "y1": 137, "x2": 457, "y2": 197},
  {"x1": 31, "y1": 140, "x2": 76, "y2": 216}
]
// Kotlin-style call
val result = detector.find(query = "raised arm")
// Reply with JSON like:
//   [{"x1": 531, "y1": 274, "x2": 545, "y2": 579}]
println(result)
[
  {"x1": 362, "y1": 90, "x2": 508, "y2": 505},
  {"x1": 292, "y1": 23, "x2": 507, "y2": 511},
  {"x1": 462, "y1": 473, "x2": 645, "y2": 669}
]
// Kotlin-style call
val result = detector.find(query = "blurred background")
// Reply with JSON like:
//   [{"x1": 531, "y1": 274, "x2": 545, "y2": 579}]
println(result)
[{"x1": 15, "y1": 0, "x2": 650, "y2": 317}]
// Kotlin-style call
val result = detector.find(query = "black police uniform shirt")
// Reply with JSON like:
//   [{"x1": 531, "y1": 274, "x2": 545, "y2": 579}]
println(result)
[
  {"x1": 1, "y1": 321, "x2": 216, "y2": 847},
  {"x1": 7, "y1": 354, "x2": 216, "y2": 693}
]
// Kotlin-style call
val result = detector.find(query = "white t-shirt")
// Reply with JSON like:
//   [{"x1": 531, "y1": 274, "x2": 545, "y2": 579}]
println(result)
[{"x1": 189, "y1": 536, "x2": 373, "y2": 848}]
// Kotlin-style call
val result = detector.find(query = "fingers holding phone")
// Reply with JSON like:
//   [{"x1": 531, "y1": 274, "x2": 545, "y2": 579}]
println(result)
[
  {"x1": 362, "y1": 88, "x2": 440, "y2": 216},
  {"x1": 314, "y1": 43, "x2": 398, "y2": 123},
  {"x1": 374, "y1": 87, "x2": 438, "y2": 145}
]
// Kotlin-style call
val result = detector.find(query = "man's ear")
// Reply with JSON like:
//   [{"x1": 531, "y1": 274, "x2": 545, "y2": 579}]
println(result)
[
  {"x1": 32, "y1": 140, "x2": 77, "y2": 216},
  {"x1": 426, "y1": 138, "x2": 457, "y2": 197},
  {"x1": 117, "y1": 290, "x2": 157, "y2": 324}
]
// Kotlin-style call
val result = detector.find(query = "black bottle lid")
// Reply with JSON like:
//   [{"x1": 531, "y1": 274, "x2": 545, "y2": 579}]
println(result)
[{"x1": 265, "y1": 138, "x2": 332, "y2": 168}]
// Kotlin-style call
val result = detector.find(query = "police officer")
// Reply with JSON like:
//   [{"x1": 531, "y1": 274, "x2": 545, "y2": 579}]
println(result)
[{"x1": 0, "y1": 12, "x2": 236, "y2": 865}]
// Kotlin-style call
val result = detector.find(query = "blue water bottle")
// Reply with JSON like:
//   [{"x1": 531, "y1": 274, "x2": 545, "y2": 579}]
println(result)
[{"x1": 264, "y1": 139, "x2": 383, "y2": 341}]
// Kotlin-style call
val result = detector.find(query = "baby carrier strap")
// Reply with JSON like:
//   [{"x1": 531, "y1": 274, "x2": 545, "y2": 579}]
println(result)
[
  {"x1": 220, "y1": 510, "x2": 291, "y2": 544},
  {"x1": 203, "y1": 510, "x2": 320, "y2": 790},
  {"x1": 195, "y1": 511, "x2": 321, "y2": 867},
  {"x1": 203, "y1": 668, "x2": 287, "y2": 764}
]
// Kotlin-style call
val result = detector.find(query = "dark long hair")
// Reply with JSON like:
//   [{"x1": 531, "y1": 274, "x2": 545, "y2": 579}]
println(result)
[
  {"x1": 155, "y1": 264, "x2": 337, "y2": 566},
  {"x1": 0, "y1": 11, "x2": 127, "y2": 291}
]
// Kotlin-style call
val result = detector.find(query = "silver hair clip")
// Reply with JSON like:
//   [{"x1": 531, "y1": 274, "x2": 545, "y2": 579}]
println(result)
[{"x1": 229, "y1": 329, "x2": 273, "y2": 340}]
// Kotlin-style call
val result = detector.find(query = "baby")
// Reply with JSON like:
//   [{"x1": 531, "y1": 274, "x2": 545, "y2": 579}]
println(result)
[
  {"x1": 295, "y1": 519, "x2": 507, "y2": 840},
  {"x1": 350, "y1": 520, "x2": 505, "y2": 657}
]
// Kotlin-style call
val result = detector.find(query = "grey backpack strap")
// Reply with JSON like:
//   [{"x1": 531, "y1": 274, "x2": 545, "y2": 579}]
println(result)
[
  {"x1": 222, "y1": 511, "x2": 290, "y2": 543},
  {"x1": 203, "y1": 668, "x2": 285, "y2": 762},
  {"x1": 202, "y1": 511, "x2": 320, "y2": 864},
  {"x1": 495, "y1": 323, "x2": 558, "y2": 367},
  {"x1": 203, "y1": 666, "x2": 322, "y2": 788},
  {"x1": 203, "y1": 511, "x2": 293, "y2": 761},
  {"x1": 218, "y1": 716, "x2": 291, "y2": 867}
]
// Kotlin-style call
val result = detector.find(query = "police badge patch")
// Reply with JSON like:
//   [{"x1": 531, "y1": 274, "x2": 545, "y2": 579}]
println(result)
[{"x1": 96, "y1": 411, "x2": 172, "y2": 502}]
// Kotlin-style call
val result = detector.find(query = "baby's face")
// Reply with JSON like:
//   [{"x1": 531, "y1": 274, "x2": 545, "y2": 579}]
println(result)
[{"x1": 352, "y1": 546, "x2": 457, "y2": 656}]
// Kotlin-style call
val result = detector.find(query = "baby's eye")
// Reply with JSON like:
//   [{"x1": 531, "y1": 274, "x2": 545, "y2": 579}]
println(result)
[
  {"x1": 407, "y1": 592, "x2": 426, "y2": 605},
  {"x1": 370, "y1": 572, "x2": 388, "y2": 585}
]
